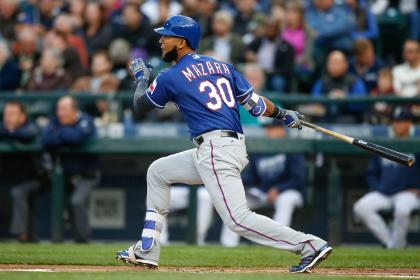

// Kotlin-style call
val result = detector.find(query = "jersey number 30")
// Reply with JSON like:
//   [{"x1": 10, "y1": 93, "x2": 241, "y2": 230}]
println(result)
[{"x1": 199, "y1": 77, "x2": 235, "y2": 110}]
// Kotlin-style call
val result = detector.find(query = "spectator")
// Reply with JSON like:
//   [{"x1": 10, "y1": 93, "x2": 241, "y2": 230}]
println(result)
[
  {"x1": 54, "y1": 14, "x2": 89, "y2": 68},
  {"x1": 232, "y1": 0, "x2": 265, "y2": 39},
  {"x1": 372, "y1": 68, "x2": 394, "y2": 97},
  {"x1": 159, "y1": 186, "x2": 214, "y2": 246},
  {"x1": 370, "y1": 0, "x2": 418, "y2": 15},
  {"x1": 12, "y1": 26, "x2": 40, "y2": 88},
  {"x1": 353, "y1": 107, "x2": 420, "y2": 248},
  {"x1": 141, "y1": 0, "x2": 182, "y2": 26},
  {"x1": 239, "y1": 63, "x2": 266, "y2": 125},
  {"x1": 246, "y1": 17, "x2": 294, "y2": 92},
  {"x1": 0, "y1": 40, "x2": 21, "y2": 91},
  {"x1": 17, "y1": 0, "x2": 37, "y2": 24},
  {"x1": 71, "y1": 50, "x2": 119, "y2": 94},
  {"x1": 112, "y1": 3, "x2": 157, "y2": 57},
  {"x1": 109, "y1": 39, "x2": 131, "y2": 84},
  {"x1": 38, "y1": 0, "x2": 59, "y2": 31},
  {"x1": 349, "y1": 39, "x2": 386, "y2": 94},
  {"x1": 369, "y1": 68, "x2": 394, "y2": 124},
  {"x1": 392, "y1": 40, "x2": 420, "y2": 97},
  {"x1": 181, "y1": 0, "x2": 200, "y2": 21},
  {"x1": 243, "y1": 63, "x2": 266, "y2": 93},
  {"x1": 220, "y1": 120, "x2": 306, "y2": 247},
  {"x1": 311, "y1": 50, "x2": 367, "y2": 122},
  {"x1": 409, "y1": 5, "x2": 420, "y2": 41},
  {"x1": 0, "y1": 0, "x2": 20, "y2": 41},
  {"x1": 200, "y1": 10, "x2": 245, "y2": 65},
  {"x1": 68, "y1": 0, "x2": 86, "y2": 30},
  {"x1": 80, "y1": 1, "x2": 112, "y2": 56},
  {"x1": 102, "y1": 0, "x2": 123, "y2": 22},
  {"x1": 42, "y1": 96, "x2": 100, "y2": 243},
  {"x1": 45, "y1": 30, "x2": 85, "y2": 83},
  {"x1": 271, "y1": 0, "x2": 286, "y2": 23},
  {"x1": 71, "y1": 51, "x2": 119, "y2": 121},
  {"x1": 305, "y1": 0, "x2": 354, "y2": 66},
  {"x1": 18, "y1": 0, "x2": 59, "y2": 34},
  {"x1": 118, "y1": 48, "x2": 141, "y2": 91},
  {"x1": 197, "y1": 0, "x2": 218, "y2": 38},
  {"x1": 0, "y1": 101, "x2": 42, "y2": 242},
  {"x1": 346, "y1": 0, "x2": 379, "y2": 40},
  {"x1": 25, "y1": 48, "x2": 71, "y2": 91},
  {"x1": 282, "y1": 1, "x2": 314, "y2": 72},
  {"x1": 369, "y1": 0, "x2": 418, "y2": 41}
]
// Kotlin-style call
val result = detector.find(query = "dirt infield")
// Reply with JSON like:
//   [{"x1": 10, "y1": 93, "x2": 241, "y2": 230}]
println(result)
[{"x1": 1, "y1": 264, "x2": 420, "y2": 278}]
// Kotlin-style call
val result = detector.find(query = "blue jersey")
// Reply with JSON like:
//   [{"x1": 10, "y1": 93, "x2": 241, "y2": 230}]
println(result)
[
  {"x1": 367, "y1": 154, "x2": 420, "y2": 195},
  {"x1": 243, "y1": 154, "x2": 306, "y2": 193},
  {"x1": 145, "y1": 53, "x2": 253, "y2": 138}
]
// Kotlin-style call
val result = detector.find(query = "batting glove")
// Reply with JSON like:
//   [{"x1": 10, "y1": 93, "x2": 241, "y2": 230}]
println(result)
[
  {"x1": 281, "y1": 110, "x2": 305, "y2": 130},
  {"x1": 130, "y1": 58, "x2": 152, "y2": 82}
]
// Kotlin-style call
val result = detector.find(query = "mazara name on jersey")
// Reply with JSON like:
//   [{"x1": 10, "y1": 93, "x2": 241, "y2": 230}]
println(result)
[{"x1": 181, "y1": 61, "x2": 231, "y2": 82}]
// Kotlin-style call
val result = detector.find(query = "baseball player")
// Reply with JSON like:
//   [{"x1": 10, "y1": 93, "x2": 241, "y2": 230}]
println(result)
[
  {"x1": 353, "y1": 108, "x2": 420, "y2": 248},
  {"x1": 116, "y1": 15, "x2": 332, "y2": 273}
]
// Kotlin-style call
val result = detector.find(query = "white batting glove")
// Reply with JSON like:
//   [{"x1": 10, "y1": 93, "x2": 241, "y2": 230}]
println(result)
[
  {"x1": 282, "y1": 110, "x2": 305, "y2": 130},
  {"x1": 130, "y1": 58, "x2": 152, "y2": 82}
]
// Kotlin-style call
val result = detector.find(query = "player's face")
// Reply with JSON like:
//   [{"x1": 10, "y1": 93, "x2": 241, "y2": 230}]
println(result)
[
  {"x1": 159, "y1": 35, "x2": 183, "y2": 62},
  {"x1": 392, "y1": 120, "x2": 411, "y2": 138},
  {"x1": 57, "y1": 99, "x2": 78, "y2": 126},
  {"x1": 403, "y1": 41, "x2": 419, "y2": 64},
  {"x1": 3, "y1": 104, "x2": 26, "y2": 131},
  {"x1": 327, "y1": 53, "x2": 348, "y2": 78}
]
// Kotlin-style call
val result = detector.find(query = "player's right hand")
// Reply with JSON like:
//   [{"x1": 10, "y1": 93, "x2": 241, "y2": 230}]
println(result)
[
  {"x1": 282, "y1": 110, "x2": 304, "y2": 130},
  {"x1": 130, "y1": 58, "x2": 152, "y2": 82}
]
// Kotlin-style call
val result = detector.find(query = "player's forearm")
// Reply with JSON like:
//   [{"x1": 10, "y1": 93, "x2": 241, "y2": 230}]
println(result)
[
  {"x1": 261, "y1": 96, "x2": 286, "y2": 119},
  {"x1": 262, "y1": 97, "x2": 276, "y2": 117},
  {"x1": 133, "y1": 78, "x2": 154, "y2": 115}
]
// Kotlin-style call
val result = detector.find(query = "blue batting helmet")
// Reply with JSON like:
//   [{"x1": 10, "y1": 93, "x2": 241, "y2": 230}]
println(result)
[{"x1": 154, "y1": 15, "x2": 201, "y2": 50}]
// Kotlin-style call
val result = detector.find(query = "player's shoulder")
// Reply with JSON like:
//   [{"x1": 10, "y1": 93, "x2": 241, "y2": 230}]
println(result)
[
  {"x1": 196, "y1": 54, "x2": 235, "y2": 69},
  {"x1": 180, "y1": 53, "x2": 234, "y2": 69},
  {"x1": 154, "y1": 68, "x2": 173, "y2": 82}
]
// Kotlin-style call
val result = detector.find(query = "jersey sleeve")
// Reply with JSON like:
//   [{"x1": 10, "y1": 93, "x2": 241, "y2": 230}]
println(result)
[
  {"x1": 231, "y1": 67, "x2": 253, "y2": 102},
  {"x1": 145, "y1": 73, "x2": 172, "y2": 109}
]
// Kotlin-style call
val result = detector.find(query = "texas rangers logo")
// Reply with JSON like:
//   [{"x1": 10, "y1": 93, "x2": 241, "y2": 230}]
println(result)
[{"x1": 148, "y1": 79, "x2": 157, "y2": 94}]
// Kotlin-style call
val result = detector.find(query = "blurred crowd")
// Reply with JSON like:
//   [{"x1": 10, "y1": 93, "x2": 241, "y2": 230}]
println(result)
[{"x1": 0, "y1": 0, "x2": 420, "y2": 124}]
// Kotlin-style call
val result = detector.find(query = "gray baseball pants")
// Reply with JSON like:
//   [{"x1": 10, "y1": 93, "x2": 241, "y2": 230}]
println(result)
[
  {"x1": 10, "y1": 180, "x2": 41, "y2": 238},
  {"x1": 9, "y1": 174, "x2": 99, "y2": 242},
  {"x1": 145, "y1": 131, "x2": 327, "y2": 258}
]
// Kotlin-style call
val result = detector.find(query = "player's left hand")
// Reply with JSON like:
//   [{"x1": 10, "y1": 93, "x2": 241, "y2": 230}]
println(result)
[
  {"x1": 282, "y1": 110, "x2": 305, "y2": 130},
  {"x1": 130, "y1": 58, "x2": 152, "y2": 82},
  {"x1": 266, "y1": 187, "x2": 280, "y2": 204}
]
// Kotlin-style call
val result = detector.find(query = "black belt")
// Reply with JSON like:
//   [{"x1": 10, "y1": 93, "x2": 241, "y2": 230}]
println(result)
[{"x1": 194, "y1": 130, "x2": 239, "y2": 146}]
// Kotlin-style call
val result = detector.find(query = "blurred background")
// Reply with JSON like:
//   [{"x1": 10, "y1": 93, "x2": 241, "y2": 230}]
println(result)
[{"x1": 0, "y1": 0, "x2": 419, "y2": 248}]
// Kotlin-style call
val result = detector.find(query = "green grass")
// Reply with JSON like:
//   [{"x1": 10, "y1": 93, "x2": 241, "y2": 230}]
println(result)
[
  {"x1": 0, "y1": 243, "x2": 419, "y2": 279},
  {"x1": 0, "y1": 272, "x2": 410, "y2": 280},
  {"x1": 0, "y1": 243, "x2": 419, "y2": 268}
]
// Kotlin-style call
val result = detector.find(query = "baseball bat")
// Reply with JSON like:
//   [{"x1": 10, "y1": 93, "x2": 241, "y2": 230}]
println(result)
[{"x1": 300, "y1": 120, "x2": 414, "y2": 167}]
